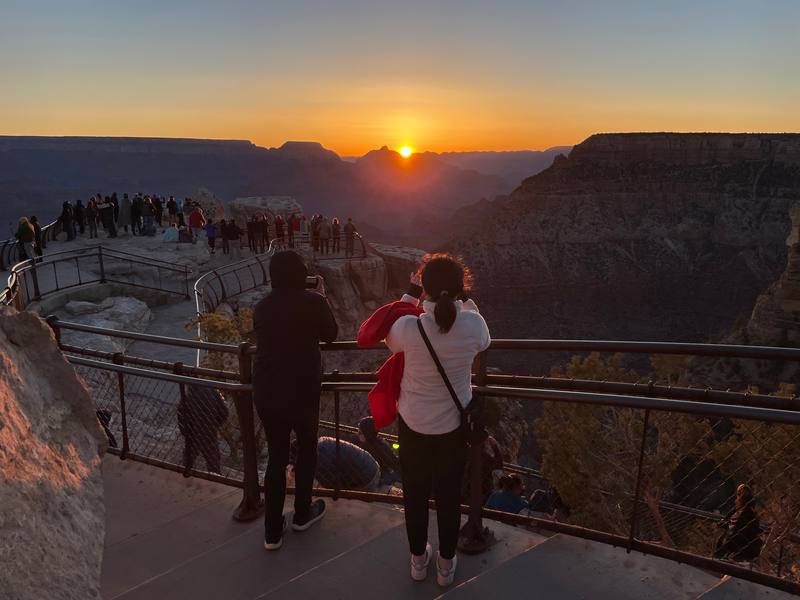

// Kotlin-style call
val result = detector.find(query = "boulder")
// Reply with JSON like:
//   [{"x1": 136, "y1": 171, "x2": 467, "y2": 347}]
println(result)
[
  {"x1": 56, "y1": 296, "x2": 153, "y2": 353},
  {"x1": 194, "y1": 188, "x2": 226, "y2": 222},
  {"x1": 0, "y1": 307, "x2": 106, "y2": 600}
]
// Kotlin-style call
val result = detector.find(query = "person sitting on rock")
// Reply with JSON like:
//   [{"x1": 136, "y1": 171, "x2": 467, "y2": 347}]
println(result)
[
  {"x1": 177, "y1": 384, "x2": 229, "y2": 476},
  {"x1": 355, "y1": 416, "x2": 401, "y2": 485},
  {"x1": 714, "y1": 483, "x2": 763, "y2": 562},
  {"x1": 485, "y1": 474, "x2": 529, "y2": 514},
  {"x1": 162, "y1": 223, "x2": 179, "y2": 242}
]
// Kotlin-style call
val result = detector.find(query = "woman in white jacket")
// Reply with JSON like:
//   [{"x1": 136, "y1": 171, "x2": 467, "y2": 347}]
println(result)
[{"x1": 385, "y1": 254, "x2": 490, "y2": 587}]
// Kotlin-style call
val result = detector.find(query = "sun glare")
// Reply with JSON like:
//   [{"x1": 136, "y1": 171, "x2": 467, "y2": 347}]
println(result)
[{"x1": 399, "y1": 146, "x2": 413, "y2": 158}]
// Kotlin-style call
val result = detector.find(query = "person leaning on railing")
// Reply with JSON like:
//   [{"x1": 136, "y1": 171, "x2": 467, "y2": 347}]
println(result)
[{"x1": 252, "y1": 250, "x2": 338, "y2": 551}]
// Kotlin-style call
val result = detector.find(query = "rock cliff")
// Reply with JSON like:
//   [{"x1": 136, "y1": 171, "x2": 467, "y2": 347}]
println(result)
[
  {"x1": 0, "y1": 308, "x2": 106, "y2": 600},
  {"x1": 689, "y1": 207, "x2": 800, "y2": 390},
  {"x1": 446, "y1": 133, "x2": 800, "y2": 371}
]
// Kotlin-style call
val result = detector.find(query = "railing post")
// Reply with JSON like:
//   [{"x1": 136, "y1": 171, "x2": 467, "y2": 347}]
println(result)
[
  {"x1": 113, "y1": 352, "x2": 130, "y2": 459},
  {"x1": 98, "y1": 246, "x2": 106, "y2": 283},
  {"x1": 627, "y1": 407, "x2": 651, "y2": 552},
  {"x1": 459, "y1": 350, "x2": 494, "y2": 554},
  {"x1": 333, "y1": 370, "x2": 341, "y2": 501},
  {"x1": 184, "y1": 266, "x2": 190, "y2": 299},
  {"x1": 232, "y1": 341, "x2": 265, "y2": 522},
  {"x1": 30, "y1": 259, "x2": 42, "y2": 301}
]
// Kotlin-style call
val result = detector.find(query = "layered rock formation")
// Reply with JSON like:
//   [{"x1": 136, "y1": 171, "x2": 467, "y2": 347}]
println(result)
[
  {"x1": 446, "y1": 133, "x2": 800, "y2": 372},
  {"x1": 0, "y1": 308, "x2": 106, "y2": 600},
  {"x1": 689, "y1": 207, "x2": 800, "y2": 390}
]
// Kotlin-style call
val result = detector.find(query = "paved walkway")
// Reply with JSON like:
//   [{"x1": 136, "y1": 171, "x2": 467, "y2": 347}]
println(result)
[{"x1": 101, "y1": 457, "x2": 792, "y2": 599}]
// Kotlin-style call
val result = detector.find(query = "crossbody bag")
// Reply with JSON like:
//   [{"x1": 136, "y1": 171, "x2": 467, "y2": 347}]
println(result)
[{"x1": 417, "y1": 318, "x2": 485, "y2": 443}]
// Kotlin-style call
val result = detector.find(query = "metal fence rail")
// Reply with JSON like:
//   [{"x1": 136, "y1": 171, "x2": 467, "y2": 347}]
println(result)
[
  {"x1": 3, "y1": 245, "x2": 191, "y2": 309},
  {"x1": 47, "y1": 316, "x2": 800, "y2": 594}
]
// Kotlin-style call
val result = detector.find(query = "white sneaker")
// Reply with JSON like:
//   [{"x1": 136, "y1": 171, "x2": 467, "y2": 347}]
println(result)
[
  {"x1": 410, "y1": 543, "x2": 432, "y2": 581},
  {"x1": 436, "y1": 552, "x2": 457, "y2": 587}
]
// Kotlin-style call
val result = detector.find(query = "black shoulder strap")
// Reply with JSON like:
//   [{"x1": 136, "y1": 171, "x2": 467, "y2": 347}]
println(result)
[{"x1": 417, "y1": 318, "x2": 464, "y2": 415}]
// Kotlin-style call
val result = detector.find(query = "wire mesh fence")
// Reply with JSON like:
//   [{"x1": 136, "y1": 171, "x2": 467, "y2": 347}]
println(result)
[{"x1": 54, "y1": 315, "x2": 800, "y2": 593}]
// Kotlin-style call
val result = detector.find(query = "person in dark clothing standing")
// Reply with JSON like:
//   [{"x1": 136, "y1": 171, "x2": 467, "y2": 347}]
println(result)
[
  {"x1": 97, "y1": 196, "x2": 117, "y2": 238},
  {"x1": 29, "y1": 215, "x2": 43, "y2": 256},
  {"x1": 74, "y1": 200, "x2": 86, "y2": 235},
  {"x1": 344, "y1": 217, "x2": 357, "y2": 258},
  {"x1": 177, "y1": 384, "x2": 229, "y2": 475},
  {"x1": 253, "y1": 251, "x2": 338, "y2": 550},
  {"x1": 714, "y1": 483, "x2": 763, "y2": 562},
  {"x1": 61, "y1": 201, "x2": 75, "y2": 241}
]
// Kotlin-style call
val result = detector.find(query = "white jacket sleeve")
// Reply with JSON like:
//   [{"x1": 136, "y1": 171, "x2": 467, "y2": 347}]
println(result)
[{"x1": 385, "y1": 317, "x2": 406, "y2": 353}]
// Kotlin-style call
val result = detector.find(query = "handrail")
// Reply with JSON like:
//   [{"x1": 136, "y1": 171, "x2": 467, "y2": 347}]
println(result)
[
  {"x1": 51, "y1": 320, "x2": 800, "y2": 594},
  {"x1": 2, "y1": 245, "x2": 191, "y2": 308}
]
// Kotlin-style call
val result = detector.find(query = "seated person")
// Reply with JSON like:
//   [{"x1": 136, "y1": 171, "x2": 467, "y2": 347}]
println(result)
[
  {"x1": 162, "y1": 224, "x2": 179, "y2": 242},
  {"x1": 485, "y1": 474, "x2": 529, "y2": 514},
  {"x1": 178, "y1": 226, "x2": 194, "y2": 243},
  {"x1": 714, "y1": 483, "x2": 763, "y2": 562},
  {"x1": 295, "y1": 436, "x2": 380, "y2": 491},
  {"x1": 355, "y1": 416, "x2": 401, "y2": 485}
]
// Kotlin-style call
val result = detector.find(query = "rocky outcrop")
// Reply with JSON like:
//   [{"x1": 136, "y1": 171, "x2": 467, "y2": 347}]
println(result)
[
  {"x1": 0, "y1": 308, "x2": 106, "y2": 600},
  {"x1": 689, "y1": 207, "x2": 800, "y2": 390},
  {"x1": 446, "y1": 133, "x2": 800, "y2": 369},
  {"x1": 194, "y1": 188, "x2": 226, "y2": 222},
  {"x1": 745, "y1": 207, "x2": 800, "y2": 347},
  {"x1": 56, "y1": 296, "x2": 153, "y2": 352}
]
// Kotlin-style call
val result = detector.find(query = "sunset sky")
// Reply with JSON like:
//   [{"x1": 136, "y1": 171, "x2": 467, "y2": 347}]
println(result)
[{"x1": 1, "y1": 0, "x2": 797, "y2": 156}]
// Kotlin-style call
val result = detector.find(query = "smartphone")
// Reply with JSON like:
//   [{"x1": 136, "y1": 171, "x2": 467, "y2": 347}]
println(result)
[{"x1": 305, "y1": 275, "x2": 319, "y2": 289}]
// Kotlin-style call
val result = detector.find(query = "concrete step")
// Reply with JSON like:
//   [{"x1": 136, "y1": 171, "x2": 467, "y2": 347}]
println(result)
[
  {"x1": 260, "y1": 519, "x2": 547, "y2": 599},
  {"x1": 441, "y1": 534, "x2": 720, "y2": 600},
  {"x1": 697, "y1": 575, "x2": 797, "y2": 600}
]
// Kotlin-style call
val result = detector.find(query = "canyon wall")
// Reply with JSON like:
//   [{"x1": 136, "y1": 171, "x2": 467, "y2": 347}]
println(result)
[{"x1": 447, "y1": 133, "x2": 800, "y2": 372}]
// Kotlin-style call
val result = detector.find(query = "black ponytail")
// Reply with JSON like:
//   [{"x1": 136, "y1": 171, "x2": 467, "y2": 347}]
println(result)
[
  {"x1": 420, "y1": 254, "x2": 472, "y2": 334},
  {"x1": 434, "y1": 290, "x2": 457, "y2": 334}
]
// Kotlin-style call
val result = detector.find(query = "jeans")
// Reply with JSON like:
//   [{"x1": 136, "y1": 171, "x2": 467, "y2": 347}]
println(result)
[
  {"x1": 259, "y1": 410, "x2": 319, "y2": 539},
  {"x1": 398, "y1": 416, "x2": 466, "y2": 559}
]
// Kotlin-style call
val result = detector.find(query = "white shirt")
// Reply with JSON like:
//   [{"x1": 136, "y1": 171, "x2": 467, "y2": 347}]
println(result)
[{"x1": 386, "y1": 297, "x2": 491, "y2": 435}]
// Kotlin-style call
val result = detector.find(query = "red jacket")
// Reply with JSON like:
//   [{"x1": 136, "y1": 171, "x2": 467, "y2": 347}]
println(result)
[{"x1": 357, "y1": 299, "x2": 423, "y2": 428}]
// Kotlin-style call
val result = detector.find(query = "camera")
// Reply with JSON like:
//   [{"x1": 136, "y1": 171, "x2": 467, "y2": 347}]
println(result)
[{"x1": 305, "y1": 275, "x2": 319, "y2": 289}]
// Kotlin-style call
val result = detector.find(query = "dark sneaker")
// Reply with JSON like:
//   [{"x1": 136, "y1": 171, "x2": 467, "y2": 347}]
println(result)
[
  {"x1": 292, "y1": 499, "x2": 326, "y2": 532},
  {"x1": 264, "y1": 516, "x2": 287, "y2": 551}
]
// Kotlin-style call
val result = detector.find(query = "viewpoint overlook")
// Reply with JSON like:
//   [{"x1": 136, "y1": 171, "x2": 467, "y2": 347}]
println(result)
[{"x1": 2, "y1": 133, "x2": 800, "y2": 599}]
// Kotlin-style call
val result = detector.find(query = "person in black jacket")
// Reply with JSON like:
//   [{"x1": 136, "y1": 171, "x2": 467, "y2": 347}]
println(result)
[
  {"x1": 253, "y1": 250, "x2": 338, "y2": 550},
  {"x1": 177, "y1": 384, "x2": 229, "y2": 475},
  {"x1": 714, "y1": 483, "x2": 763, "y2": 562}
]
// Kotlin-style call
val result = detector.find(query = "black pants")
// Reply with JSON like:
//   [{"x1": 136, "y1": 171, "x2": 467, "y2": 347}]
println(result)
[
  {"x1": 399, "y1": 416, "x2": 466, "y2": 559},
  {"x1": 260, "y1": 410, "x2": 319, "y2": 539}
]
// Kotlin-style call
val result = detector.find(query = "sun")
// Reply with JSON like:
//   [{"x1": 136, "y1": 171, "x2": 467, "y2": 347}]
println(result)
[{"x1": 399, "y1": 145, "x2": 413, "y2": 158}]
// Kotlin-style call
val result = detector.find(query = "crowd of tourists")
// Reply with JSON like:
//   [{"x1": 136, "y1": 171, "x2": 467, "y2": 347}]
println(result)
[{"x1": 12, "y1": 193, "x2": 361, "y2": 262}]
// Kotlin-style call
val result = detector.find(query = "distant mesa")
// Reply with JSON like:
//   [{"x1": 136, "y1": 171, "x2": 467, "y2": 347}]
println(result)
[{"x1": 273, "y1": 141, "x2": 341, "y2": 162}]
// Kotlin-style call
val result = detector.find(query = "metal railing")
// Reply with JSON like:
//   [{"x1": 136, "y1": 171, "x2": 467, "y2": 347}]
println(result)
[
  {"x1": 45, "y1": 315, "x2": 800, "y2": 595},
  {"x1": 2, "y1": 245, "x2": 191, "y2": 309}
]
